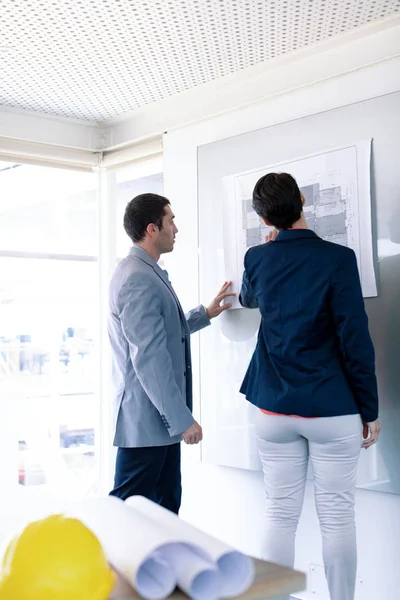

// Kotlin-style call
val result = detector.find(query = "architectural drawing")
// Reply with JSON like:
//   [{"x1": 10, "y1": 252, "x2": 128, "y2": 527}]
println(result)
[{"x1": 223, "y1": 140, "x2": 376, "y2": 307}]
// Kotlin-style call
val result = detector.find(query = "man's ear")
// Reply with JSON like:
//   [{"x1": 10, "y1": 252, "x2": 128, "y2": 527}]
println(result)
[
  {"x1": 262, "y1": 218, "x2": 272, "y2": 227},
  {"x1": 300, "y1": 193, "x2": 305, "y2": 207},
  {"x1": 145, "y1": 223, "x2": 158, "y2": 238}
]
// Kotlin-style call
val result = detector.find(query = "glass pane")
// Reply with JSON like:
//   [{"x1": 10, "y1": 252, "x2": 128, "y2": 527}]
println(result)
[
  {"x1": 0, "y1": 162, "x2": 97, "y2": 256},
  {"x1": 116, "y1": 172, "x2": 164, "y2": 259},
  {"x1": 0, "y1": 163, "x2": 99, "y2": 501}
]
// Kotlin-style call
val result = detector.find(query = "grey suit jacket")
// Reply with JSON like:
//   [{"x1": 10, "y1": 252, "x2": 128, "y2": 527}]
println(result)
[{"x1": 108, "y1": 246, "x2": 210, "y2": 448}]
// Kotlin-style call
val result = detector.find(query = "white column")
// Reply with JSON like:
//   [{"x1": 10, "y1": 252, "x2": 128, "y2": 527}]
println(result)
[{"x1": 95, "y1": 167, "x2": 117, "y2": 496}]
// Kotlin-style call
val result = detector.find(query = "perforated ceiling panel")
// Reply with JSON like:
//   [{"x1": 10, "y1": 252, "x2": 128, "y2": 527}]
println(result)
[{"x1": 1, "y1": 0, "x2": 399, "y2": 122}]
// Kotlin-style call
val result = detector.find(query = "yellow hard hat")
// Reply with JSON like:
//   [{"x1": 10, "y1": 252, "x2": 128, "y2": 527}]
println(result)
[{"x1": 0, "y1": 514, "x2": 115, "y2": 600}]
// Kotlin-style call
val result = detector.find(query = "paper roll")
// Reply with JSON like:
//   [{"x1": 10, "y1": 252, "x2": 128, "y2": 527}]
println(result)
[
  {"x1": 155, "y1": 544, "x2": 219, "y2": 600},
  {"x1": 126, "y1": 496, "x2": 255, "y2": 598},
  {"x1": 68, "y1": 497, "x2": 177, "y2": 600},
  {"x1": 136, "y1": 554, "x2": 176, "y2": 600}
]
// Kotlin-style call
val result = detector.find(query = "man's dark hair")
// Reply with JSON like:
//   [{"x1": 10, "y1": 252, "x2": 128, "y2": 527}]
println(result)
[
  {"x1": 124, "y1": 193, "x2": 170, "y2": 243},
  {"x1": 252, "y1": 172, "x2": 302, "y2": 230}
]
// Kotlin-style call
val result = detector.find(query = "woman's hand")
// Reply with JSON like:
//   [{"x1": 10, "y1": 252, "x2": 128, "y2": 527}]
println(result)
[
  {"x1": 362, "y1": 419, "x2": 381, "y2": 449},
  {"x1": 265, "y1": 229, "x2": 279, "y2": 243}
]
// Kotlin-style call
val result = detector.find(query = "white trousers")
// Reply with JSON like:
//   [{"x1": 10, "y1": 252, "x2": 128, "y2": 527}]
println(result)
[{"x1": 255, "y1": 412, "x2": 362, "y2": 600}]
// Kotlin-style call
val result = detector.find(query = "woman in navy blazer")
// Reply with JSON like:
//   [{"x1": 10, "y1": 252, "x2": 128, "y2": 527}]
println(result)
[{"x1": 239, "y1": 173, "x2": 380, "y2": 600}]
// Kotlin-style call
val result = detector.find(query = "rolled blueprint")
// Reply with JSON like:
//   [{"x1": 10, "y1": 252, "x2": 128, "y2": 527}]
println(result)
[
  {"x1": 68, "y1": 496, "x2": 221, "y2": 600},
  {"x1": 154, "y1": 544, "x2": 219, "y2": 600},
  {"x1": 69, "y1": 496, "x2": 177, "y2": 600},
  {"x1": 126, "y1": 496, "x2": 255, "y2": 598}
]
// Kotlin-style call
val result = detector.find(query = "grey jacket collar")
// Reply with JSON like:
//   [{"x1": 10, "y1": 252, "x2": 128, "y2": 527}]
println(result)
[
  {"x1": 129, "y1": 245, "x2": 168, "y2": 279},
  {"x1": 129, "y1": 244, "x2": 158, "y2": 266},
  {"x1": 129, "y1": 245, "x2": 185, "y2": 320}
]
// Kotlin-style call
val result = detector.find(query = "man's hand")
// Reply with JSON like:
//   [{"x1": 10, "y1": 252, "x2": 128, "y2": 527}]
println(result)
[
  {"x1": 265, "y1": 229, "x2": 279, "y2": 243},
  {"x1": 206, "y1": 282, "x2": 236, "y2": 319},
  {"x1": 182, "y1": 421, "x2": 203, "y2": 445},
  {"x1": 362, "y1": 419, "x2": 381, "y2": 449}
]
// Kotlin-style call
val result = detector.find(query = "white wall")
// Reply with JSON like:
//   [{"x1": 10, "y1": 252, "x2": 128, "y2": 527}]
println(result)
[{"x1": 163, "y1": 53, "x2": 400, "y2": 599}]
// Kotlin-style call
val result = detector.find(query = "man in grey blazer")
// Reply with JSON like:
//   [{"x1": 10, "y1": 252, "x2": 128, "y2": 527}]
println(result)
[{"x1": 108, "y1": 193, "x2": 233, "y2": 513}]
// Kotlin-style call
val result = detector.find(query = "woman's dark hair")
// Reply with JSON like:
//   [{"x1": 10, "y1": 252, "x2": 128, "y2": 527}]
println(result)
[
  {"x1": 124, "y1": 193, "x2": 170, "y2": 242},
  {"x1": 252, "y1": 172, "x2": 302, "y2": 230}
]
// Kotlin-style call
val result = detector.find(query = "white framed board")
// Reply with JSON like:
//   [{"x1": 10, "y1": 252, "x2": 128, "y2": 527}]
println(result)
[{"x1": 222, "y1": 140, "x2": 377, "y2": 309}]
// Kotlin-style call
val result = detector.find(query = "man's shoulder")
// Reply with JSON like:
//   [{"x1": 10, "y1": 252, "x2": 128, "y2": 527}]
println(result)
[
  {"x1": 113, "y1": 254, "x2": 153, "y2": 280},
  {"x1": 109, "y1": 255, "x2": 156, "y2": 299}
]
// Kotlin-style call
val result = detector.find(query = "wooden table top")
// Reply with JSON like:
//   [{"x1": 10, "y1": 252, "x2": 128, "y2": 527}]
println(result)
[{"x1": 109, "y1": 558, "x2": 306, "y2": 600}]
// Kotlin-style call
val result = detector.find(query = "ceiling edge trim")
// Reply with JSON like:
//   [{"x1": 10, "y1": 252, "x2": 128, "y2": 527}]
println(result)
[{"x1": 107, "y1": 17, "x2": 400, "y2": 149}]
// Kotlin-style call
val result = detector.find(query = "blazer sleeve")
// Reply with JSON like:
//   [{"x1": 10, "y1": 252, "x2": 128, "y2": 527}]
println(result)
[
  {"x1": 329, "y1": 249, "x2": 379, "y2": 423},
  {"x1": 118, "y1": 273, "x2": 194, "y2": 437},
  {"x1": 185, "y1": 305, "x2": 211, "y2": 334},
  {"x1": 239, "y1": 251, "x2": 258, "y2": 309}
]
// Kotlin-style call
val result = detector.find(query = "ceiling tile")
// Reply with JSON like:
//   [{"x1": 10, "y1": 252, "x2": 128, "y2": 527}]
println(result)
[{"x1": 0, "y1": 0, "x2": 399, "y2": 122}]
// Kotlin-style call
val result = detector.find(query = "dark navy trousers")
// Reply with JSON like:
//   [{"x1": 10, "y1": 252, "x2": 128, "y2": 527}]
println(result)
[{"x1": 109, "y1": 443, "x2": 181, "y2": 514}]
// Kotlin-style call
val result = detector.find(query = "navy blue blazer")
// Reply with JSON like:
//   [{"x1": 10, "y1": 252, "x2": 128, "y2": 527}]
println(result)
[{"x1": 239, "y1": 229, "x2": 379, "y2": 423}]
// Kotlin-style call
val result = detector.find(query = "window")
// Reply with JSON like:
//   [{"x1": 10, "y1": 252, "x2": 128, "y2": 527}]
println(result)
[{"x1": 0, "y1": 162, "x2": 99, "y2": 499}]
